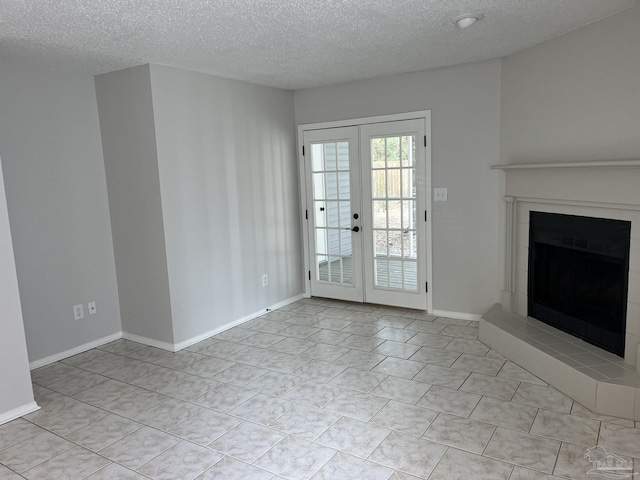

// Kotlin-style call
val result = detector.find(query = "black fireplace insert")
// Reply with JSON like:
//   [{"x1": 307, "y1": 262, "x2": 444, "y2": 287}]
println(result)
[{"x1": 528, "y1": 212, "x2": 631, "y2": 357}]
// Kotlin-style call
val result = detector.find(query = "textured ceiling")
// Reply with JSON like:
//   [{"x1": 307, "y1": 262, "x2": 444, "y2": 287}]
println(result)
[{"x1": 0, "y1": 0, "x2": 635, "y2": 89}]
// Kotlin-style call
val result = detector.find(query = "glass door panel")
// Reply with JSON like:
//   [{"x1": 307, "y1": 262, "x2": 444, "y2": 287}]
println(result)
[
  {"x1": 370, "y1": 135, "x2": 417, "y2": 291},
  {"x1": 304, "y1": 127, "x2": 362, "y2": 302},
  {"x1": 361, "y1": 119, "x2": 427, "y2": 309}
]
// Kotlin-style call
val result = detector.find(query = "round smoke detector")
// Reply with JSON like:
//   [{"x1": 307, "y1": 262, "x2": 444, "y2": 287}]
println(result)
[{"x1": 453, "y1": 13, "x2": 485, "y2": 29}]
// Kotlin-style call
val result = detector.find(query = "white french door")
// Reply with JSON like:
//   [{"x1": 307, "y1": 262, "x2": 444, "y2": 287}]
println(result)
[
  {"x1": 303, "y1": 127, "x2": 363, "y2": 302},
  {"x1": 301, "y1": 114, "x2": 431, "y2": 310},
  {"x1": 361, "y1": 119, "x2": 427, "y2": 309}
]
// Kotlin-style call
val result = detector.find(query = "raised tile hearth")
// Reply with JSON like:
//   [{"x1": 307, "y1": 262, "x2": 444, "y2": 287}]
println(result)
[{"x1": 480, "y1": 304, "x2": 640, "y2": 420}]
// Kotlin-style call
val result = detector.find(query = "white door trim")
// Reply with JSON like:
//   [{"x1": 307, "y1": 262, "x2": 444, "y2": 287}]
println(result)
[
  {"x1": 298, "y1": 110, "x2": 432, "y2": 132},
  {"x1": 297, "y1": 111, "x2": 432, "y2": 313}
]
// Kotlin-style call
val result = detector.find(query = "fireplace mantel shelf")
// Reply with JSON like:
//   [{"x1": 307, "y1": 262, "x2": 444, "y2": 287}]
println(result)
[{"x1": 491, "y1": 159, "x2": 640, "y2": 170}]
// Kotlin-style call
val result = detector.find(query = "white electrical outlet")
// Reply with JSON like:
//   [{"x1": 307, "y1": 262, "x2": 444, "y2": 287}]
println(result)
[
  {"x1": 434, "y1": 187, "x2": 448, "y2": 202},
  {"x1": 262, "y1": 273, "x2": 269, "y2": 287},
  {"x1": 88, "y1": 301, "x2": 96, "y2": 315},
  {"x1": 73, "y1": 304, "x2": 85, "y2": 321}
]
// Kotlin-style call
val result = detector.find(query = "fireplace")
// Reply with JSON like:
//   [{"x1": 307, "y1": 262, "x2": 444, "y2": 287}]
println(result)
[
  {"x1": 481, "y1": 160, "x2": 640, "y2": 419},
  {"x1": 528, "y1": 212, "x2": 631, "y2": 356}
]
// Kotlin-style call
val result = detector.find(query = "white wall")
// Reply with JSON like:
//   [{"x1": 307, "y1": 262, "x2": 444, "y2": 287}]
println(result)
[
  {"x1": 500, "y1": 4, "x2": 640, "y2": 164},
  {"x1": 0, "y1": 64, "x2": 121, "y2": 364},
  {"x1": 294, "y1": 60, "x2": 502, "y2": 315},
  {"x1": 95, "y1": 65, "x2": 175, "y2": 346},
  {"x1": 0, "y1": 155, "x2": 36, "y2": 422},
  {"x1": 149, "y1": 65, "x2": 301, "y2": 344}
]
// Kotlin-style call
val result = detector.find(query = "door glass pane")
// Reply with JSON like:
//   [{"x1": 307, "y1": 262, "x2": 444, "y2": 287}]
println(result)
[
  {"x1": 388, "y1": 230, "x2": 402, "y2": 256},
  {"x1": 373, "y1": 201, "x2": 387, "y2": 229},
  {"x1": 325, "y1": 173, "x2": 338, "y2": 199},
  {"x1": 375, "y1": 259, "x2": 389, "y2": 288},
  {"x1": 314, "y1": 201, "x2": 326, "y2": 227},
  {"x1": 402, "y1": 169, "x2": 415, "y2": 198},
  {"x1": 370, "y1": 134, "x2": 419, "y2": 291},
  {"x1": 339, "y1": 201, "x2": 351, "y2": 228},
  {"x1": 327, "y1": 229, "x2": 340, "y2": 256},
  {"x1": 403, "y1": 231, "x2": 417, "y2": 259},
  {"x1": 338, "y1": 172, "x2": 350, "y2": 199},
  {"x1": 371, "y1": 138, "x2": 385, "y2": 166},
  {"x1": 404, "y1": 261, "x2": 418, "y2": 290},
  {"x1": 375, "y1": 230, "x2": 387, "y2": 256},
  {"x1": 386, "y1": 169, "x2": 400, "y2": 198},
  {"x1": 402, "y1": 200, "x2": 415, "y2": 230},
  {"x1": 317, "y1": 255, "x2": 329, "y2": 281},
  {"x1": 328, "y1": 256, "x2": 341, "y2": 282},
  {"x1": 310, "y1": 140, "x2": 353, "y2": 286},
  {"x1": 386, "y1": 137, "x2": 400, "y2": 167},
  {"x1": 316, "y1": 229, "x2": 328, "y2": 255},
  {"x1": 312, "y1": 144, "x2": 324, "y2": 171},
  {"x1": 387, "y1": 200, "x2": 401, "y2": 228},
  {"x1": 326, "y1": 201, "x2": 339, "y2": 228},
  {"x1": 401, "y1": 135, "x2": 415, "y2": 167},
  {"x1": 337, "y1": 142, "x2": 350, "y2": 170},
  {"x1": 324, "y1": 144, "x2": 337, "y2": 171},
  {"x1": 389, "y1": 260, "x2": 403, "y2": 288},
  {"x1": 340, "y1": 230, "x2": 352, "y2": 256},
  {"x1": 313, "y1": 174, "x2": 325, "y2": 200},
  {"x1": 342, "y1": 258, "x2": 353, "y2": 285},
  {"x1": 372, "y1": 170, "x2": 386, "y2": 198}
]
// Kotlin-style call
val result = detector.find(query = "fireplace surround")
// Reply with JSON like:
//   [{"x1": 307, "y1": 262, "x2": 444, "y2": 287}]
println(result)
[{"x1": 480, "y1": 160, "x2": 640, "y2": 419}]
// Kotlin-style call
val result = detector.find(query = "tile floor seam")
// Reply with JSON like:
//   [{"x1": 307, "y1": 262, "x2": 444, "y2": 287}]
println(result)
[
  {"x1": 307, "y1": 450, "x2": 339, "y2": 480},
  {"x1": 2, "y1": 445, "x2": 70, "y2": 479},
  {"x1": 595, "y1": 418, "x2": 603, "y2": 447},
  {"x1": 94, "y1": 427, "x2": 177, "y2": 471},
  {"x1": 135, "y1": 439, "x2": 216, "y2": 478},
  {"x1": 11, "y1": 428, "x2": 128, "y2": 479},
  {"x1": 479, "y1": 422, "x2": 500, "y2": 459},
  {"x1": 550, "y1": 441, "x2": 569, "y2": 479}
]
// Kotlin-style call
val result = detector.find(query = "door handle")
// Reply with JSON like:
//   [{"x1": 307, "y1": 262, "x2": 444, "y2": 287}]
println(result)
[{"x1": 348, "y1": 226, "x2": 360, "y2": 232}]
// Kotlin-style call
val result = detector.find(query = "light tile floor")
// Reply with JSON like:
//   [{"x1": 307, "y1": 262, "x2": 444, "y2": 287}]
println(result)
[{"x1": 2, "y1": 298, "x2": 639, "y2": 479}]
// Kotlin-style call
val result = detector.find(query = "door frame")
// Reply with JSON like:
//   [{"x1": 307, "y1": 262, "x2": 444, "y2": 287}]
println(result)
[{"x1": 297, "y1": 110, "x2": 433, "y2": 313}]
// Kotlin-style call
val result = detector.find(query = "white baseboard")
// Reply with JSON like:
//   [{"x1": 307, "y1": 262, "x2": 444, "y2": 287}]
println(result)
[
  {"x1": 28, "y1": 294, "x2": 305, "y2": 368},
  {"x1": 29, "y1": 332, "x2": 122, "y2": 370},
  {"x1": 432, "y1": 309, "x2": 481, "y2": 322},
  {"x1": 0, "y1": 401, "x2": 40, "y2": 426},
  {"x1": 173, "y1": 293, "x2": 305, "y2": 351},
  {"x1": 267, "y1": 293, "x2": 304, "y2": 312},
  {"x1": 121, "y1": 332, "x2": 176, "y2": 352}
]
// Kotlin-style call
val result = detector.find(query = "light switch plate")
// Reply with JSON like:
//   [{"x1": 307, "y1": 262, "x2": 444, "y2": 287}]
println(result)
[{"x1": 434, "y1": 187, "x2": 448, "y2": 202}]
